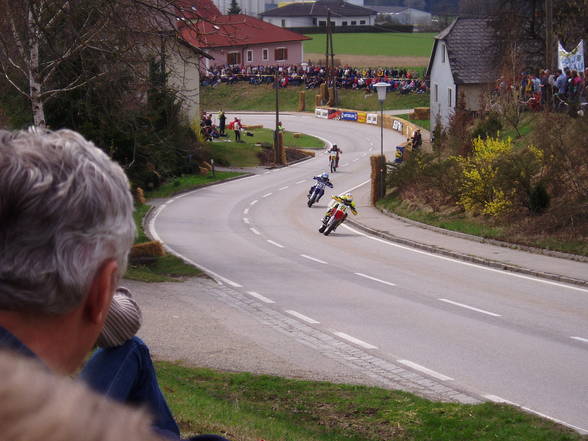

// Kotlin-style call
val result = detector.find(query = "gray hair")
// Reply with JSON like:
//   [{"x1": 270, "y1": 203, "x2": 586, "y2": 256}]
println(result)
[{"x1": 0, "y1": 129, "x2": 135, "y2": 314}]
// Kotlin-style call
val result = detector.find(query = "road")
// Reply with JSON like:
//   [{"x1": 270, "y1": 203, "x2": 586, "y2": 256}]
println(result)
[{"x1": 150, "y1": 112, "x2": 588, "y2": 433}]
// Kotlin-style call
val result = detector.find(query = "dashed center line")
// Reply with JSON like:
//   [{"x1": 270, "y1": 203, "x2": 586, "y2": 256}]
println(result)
[
  {"x1": 263, "y1": 192, "x2": 272, "y2": 198},
  {"x1": 296, "y1": 179, "x2": 306, "y2": 184},
  {"x1": 571, "y1": 336, "x2": 588, "y2": 343},
  {"x1": 300, "y1": 254, "x2": 328, "y2": 264},
  {"x1": 439, "y1": 298, "x2": 502, "y2": 317},
  {"x1": 267, "y1": 240, "x2": 285, "y2": 248},
  {"x1": 355, "y1": 272, "x2": 396, "y2": 287},
  {"x1": 333, "y1": 331, "x2": 377, "y2": 349},
  {"x1": 250, "y1": 200, "x2": 258, "y2": 206},
  {"x1": 246, "y1": 291, "x2": 275, "y2": 304},
  {"x1": 243, "y1": 208, "x2": 249, "y2": 215},
  {"x1": 250, "y1": 227, "x2": 261, "y2": 235},
  {"x1": 398, "y1": 360, "x2": 454, "y2": 381},
  {"x1": 264, "y1": 171, "x2": 271, "y2": 174},
  {"x1": 341, "y1": 162, "x2": 349, "y2": 167},
  {"x1": 243, "y1": 218, "x2": 250, "y2": 224},
  {"x1": 279, "y1": 186, "x2": 289, "y2": 191},
  {"x1": 286, "y1": 310, "x2": 320, "y2": 324}
]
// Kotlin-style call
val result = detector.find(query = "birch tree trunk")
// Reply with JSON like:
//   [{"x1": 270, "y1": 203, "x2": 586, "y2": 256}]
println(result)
[{"x1": 27, "y1": 7, "x2": 45, "y2": 127}]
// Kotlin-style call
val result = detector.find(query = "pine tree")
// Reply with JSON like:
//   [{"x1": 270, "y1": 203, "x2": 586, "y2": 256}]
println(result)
[{"x1": 228, "y1": 0, "x2": 241, "y2": 14}]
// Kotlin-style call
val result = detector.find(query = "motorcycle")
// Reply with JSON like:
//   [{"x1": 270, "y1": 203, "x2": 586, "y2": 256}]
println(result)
[
  {"x1": 307, "y1": 180, "x2": 329, "y2": 207},
  {"x1": 318, "y1": 203, "x2": 350, "y2": 236},
  {"x1": 329, "y1": 153, "x2": 338, "y2": 173}
]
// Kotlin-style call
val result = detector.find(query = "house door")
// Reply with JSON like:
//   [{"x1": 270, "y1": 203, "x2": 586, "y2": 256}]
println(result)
[{"x1": 227, "y1": 52, "x2": 241, "y2": 65}]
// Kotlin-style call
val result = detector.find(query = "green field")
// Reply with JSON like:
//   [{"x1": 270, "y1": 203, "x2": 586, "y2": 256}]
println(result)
[{"x1": 304, "y1": 33, "x2": 436, "y2": 57}]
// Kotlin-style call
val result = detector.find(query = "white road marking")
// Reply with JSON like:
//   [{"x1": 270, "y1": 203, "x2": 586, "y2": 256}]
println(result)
[
  {"x1": 267, "y1": 240, "x2": 285, "y2": 248},
  {"x1": 571, "y1": 336, "x2": 588, "y2": 343},
  {"x1": 300, "y1": 254, "x2": 328, "y2": 264},
  {"x1": 341, "y1": 162, "x2": 349, "y2": 167},
  {"x1": 353, "y1": 158, "x2": 359, "y2": 162},
  {"x1": 274, "y1": 168, "x2": 282, "y2": 172},
  {"x1": 250, "y1": 200, "x2": 258, "y2": 206},
  {"x1": 246, "y1": 291, "x2": 275, "y2": 304},
  {"x1": 296, "y1": 180, "x2": 306, "y2": 184},
  {"x1": 250, "y1": 227, "x2": 261, "y2": 235},
  {"x1": 263, "y1": 192, "x2": 272, "y2": 198},
  {"x1": 355, "y1": 272, "x2": 396, "y2": 287},
  {"x1": 264, "y1": 171, "x2": 271, "y2": 174},
  {"x1": 343, "y1": 225, "x2": 588, "y2": 294},
  {"x1": 398, "y1": 360, "x2": 454, "y2": 381},
  {"x1": 279, "y1": 186, "x2": 289, "y2": 191},
  {"x1": 286, "y1": 310, "x2": 320, "y2": 324},
  {"x1": 333, "y1": 331, "x2": 377, "y2": 349},
  {"x1": 484, "y1": 395, "x2": 588, "y2": 434},
  {"x1": 243, "y1": 208, "x2": 249, "y2": 215},
  {"x1": 243, "y1": 218, "x2": 250, "y2": 225},
  {"x1": 439, "y1": 298, "x2": 502, "y2": 317},
  {"x1": 343, "y1": 179, "x2": 371, "y2": 194}
]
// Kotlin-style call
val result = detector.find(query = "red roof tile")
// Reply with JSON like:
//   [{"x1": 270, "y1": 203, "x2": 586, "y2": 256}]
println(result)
[{"x1": 181, "y1": 14, "x2": 310, "y2": 49}]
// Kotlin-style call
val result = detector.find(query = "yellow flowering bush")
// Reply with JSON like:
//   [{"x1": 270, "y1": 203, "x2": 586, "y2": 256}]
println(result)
[{"x1": 455, "y1": 137, "x2": 515, "y2": 217}]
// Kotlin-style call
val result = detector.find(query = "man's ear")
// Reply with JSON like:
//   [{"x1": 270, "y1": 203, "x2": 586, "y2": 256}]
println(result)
[{"x1": 85, "y1": 259, "x2": 118, "y2": 325}]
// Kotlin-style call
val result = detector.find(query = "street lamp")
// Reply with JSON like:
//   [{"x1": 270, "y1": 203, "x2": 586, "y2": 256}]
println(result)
[{"x1": 374, "y1": 82, "x2": 388, "y2": 199}]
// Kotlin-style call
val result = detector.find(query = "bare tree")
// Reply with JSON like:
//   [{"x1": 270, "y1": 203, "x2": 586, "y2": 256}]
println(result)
[
  {"x1": 404, "y1": 0, "x2": 426, "y2": 9},
  {"x1": 0, "y1": 0, "x2": 212, "y2": 127}
]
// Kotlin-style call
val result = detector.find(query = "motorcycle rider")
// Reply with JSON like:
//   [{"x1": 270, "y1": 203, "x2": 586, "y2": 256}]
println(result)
[
  {"x1": 308, "y1": 172, "x2": 333, "y2": 202},
  {"x1": 322, "y1": 193, "x2": 358, "y2": 227},
  {"x1": 328, "y1": 144, "x2": 342, "y2": 167}
]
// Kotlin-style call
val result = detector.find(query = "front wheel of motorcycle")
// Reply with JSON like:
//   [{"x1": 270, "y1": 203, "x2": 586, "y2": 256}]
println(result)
[{"x1": 318, "y1": 224, "x2": 326, "y2": 233}]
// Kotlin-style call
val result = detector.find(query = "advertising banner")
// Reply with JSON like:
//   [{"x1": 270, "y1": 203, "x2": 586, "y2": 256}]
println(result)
[
  {"x1": 315, "y1": 108, "x2": 329, "y2": 119},
  {"x1": 392, "y1": 119, "x2": 403, "y2": 132},
  {"x1": 367, "y1": 113, "x2": 378, "y2": 125},
  {"x1": 558, "y1": 40, "x2": 585, "y2": 72},
  {"x1": 357, "y1": 112, "x2": 367, "y2": 123},
  {"x1": 327, "y1": 109, "x2": 342, "y2": 120},
  {"x1": 341, "y1": 111, "x2": 358, "y2": 121}
]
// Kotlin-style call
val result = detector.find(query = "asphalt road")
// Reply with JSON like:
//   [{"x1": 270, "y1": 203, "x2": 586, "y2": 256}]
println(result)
[{"x1": 150, "y1": 113, "x2": 588, "y2": 433}]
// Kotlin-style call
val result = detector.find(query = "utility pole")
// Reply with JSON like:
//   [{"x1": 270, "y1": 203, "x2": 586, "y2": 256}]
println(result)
[
  {"x1": 545, "y1": 0, "x2": 553, "y2": 70},
  {"x1": 274, "y1": 74, "x2": 280, "y2": 163}
]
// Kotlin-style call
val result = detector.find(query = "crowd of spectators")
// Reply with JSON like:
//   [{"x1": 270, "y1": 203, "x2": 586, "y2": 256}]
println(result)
[
  {"x1": 200, "y1": 64, "x2": 428, "y2": 94},
  {"x1": 496, "y1": 66, "x2": 587, "y2": 113}
]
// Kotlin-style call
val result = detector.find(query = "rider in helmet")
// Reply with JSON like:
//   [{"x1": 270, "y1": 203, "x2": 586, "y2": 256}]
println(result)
[
  {"x1": 328, "y1": 144, "x2": 342, "y2": 167},
  {"x1": 322, "y1": 192, "x2": 358, "y2": 226},
  {"x1": 308, "y1": 171, "x2": 333, "y2": 202}
]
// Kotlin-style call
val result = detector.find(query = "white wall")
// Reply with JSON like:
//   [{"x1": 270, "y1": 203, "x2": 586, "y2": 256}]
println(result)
[
  {"x1": 264, "y1": 14, "x2": 373, "y2": 27},
  {"x1": 166, "y1": 44, "x2": 201, "y2": 126},
  {"x1": 429, "y1": 40, "x2": 455, "y2": 130}
]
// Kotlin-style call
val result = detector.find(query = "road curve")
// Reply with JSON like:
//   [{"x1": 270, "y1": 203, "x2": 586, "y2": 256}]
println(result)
[{"x1": 151, "y1": 113, "x2": 588, "y2": 433}]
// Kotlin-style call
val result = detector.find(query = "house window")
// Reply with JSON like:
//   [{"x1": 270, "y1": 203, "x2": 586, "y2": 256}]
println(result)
[
  {"x1": 441, "y1": 43, "x2": 446, "y2": 63},
  {"x1": 342, "y1": 21, "x2": 348, "y2": 26},
  {"x1": 448, "y1": 88, "x2": 453, "y2": 107},
  {"x1": 262, "y1": 48, "x2": 268, "y2": 61},
  {"x1": 275, "y1": 47, "x2": 288, "y2": 61},
  {"x1": 246, "y1": 50, "x2": 253, "y2": 62},
  {"x1": 359, "y1": 20, "x2": 365, "y2": 24},
  {"x1": 351, "y1": 20, "x2": 356, "y2": 25},
  {"x1": 319, "y1": 20, "x2": 326, "y2": 26},
  {"x1": 312, "y1": 18, "x2": 317, "y2": 25},
  {"x1": 434, "y1": 84, "x2": 438, "y2": 102},
  {"x1": 227, "y1": 52, "x2": 240, "y2": 65},
  {"x1": 281, "y1": 19, "x2": 285, "y2": 27}
]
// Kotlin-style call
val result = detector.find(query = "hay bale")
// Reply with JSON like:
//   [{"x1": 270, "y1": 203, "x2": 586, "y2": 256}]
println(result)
[
  {"x1": 130, "y1": 241, "x2": 166, "y2": 259},
  {"x1": 413, "y1": 107, "x2": 430, "y2": 120},
  {"x1": 298, "y1": 91, "x2": 305, "y2": 112},
  {"x1": 243, "y1": 124, "x2": 263, "y2": 130},
  {"x1": 293, "y1": 133, "x2": 302, "y2": 138},
  {"x1": 315, "y1": 94, "x2": 321, "y2": 106},
  {"x1": 135, "y1": 187, "x2": 146, "y2": 205}
]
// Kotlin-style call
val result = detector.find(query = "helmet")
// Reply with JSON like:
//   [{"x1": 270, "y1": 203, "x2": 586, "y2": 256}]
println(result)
[
  {"x1": 344, "y1": 192, "x2": 353, "y2": 202},
  {"x1": 321, "y1": 172, "x2": 329, "y2": 179}
]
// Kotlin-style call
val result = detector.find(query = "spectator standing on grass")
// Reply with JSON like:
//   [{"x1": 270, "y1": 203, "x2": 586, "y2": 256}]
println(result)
[
  {"x1": 218, "y1": 110, "x2": 226, "y2": 136},
  {"x1": 0, "y1": 128, "x2": 230, "y2": 441},
  {"x1": 556, "y1": 69, "x2": 568, "y2": 97},
  {"x1": 233, "y1": 117, "x2": 242, "y2": 142}
]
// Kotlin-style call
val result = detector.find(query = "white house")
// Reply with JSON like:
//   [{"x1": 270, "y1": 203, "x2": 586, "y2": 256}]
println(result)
[
  {"x1": 426, "y1": 17, "x2": 498, "y2": 130},
  {"x1": 260, "y1": 0, "x2": 377, "y2": 28},
  {"x1": 370, "y1": 6, "x2": 432, "y2": 26}
]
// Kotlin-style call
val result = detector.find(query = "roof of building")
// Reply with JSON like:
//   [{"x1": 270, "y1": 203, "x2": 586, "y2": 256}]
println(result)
[
  {"x1": 426, "y1": 16, "x2": 498, "y2": 84},
  {"x1": 173, "y1": 0, "x2": 221, "y2": 21},
  {"x1": 261, "y1": 0, "x2": 377, "y2": 18},
  {"x1": 180, "y1": 14, "x2": 310, "y2": 48}
]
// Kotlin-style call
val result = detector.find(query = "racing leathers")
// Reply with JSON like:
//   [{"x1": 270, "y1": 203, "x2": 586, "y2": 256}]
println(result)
[
  {"x1": 322, "y1": 195, "x2": 358, "y2": 226},
  {"x1": 308, "y1": 175, "x2": 333, "y2": 202}
]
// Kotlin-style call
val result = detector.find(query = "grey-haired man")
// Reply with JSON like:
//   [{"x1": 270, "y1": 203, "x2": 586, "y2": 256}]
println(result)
[{"x1": 0, "y1": 129, "x2": 227, "y2": 441}]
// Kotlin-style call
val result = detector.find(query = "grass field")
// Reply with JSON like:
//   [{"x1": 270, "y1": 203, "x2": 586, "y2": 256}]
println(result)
[
  {"x1": 304, "y1": 33, "x2": 436, "y2": 58},
  {"x1": 157, "y1": 361, "x2": 586, "y2": 441},
  {"x1": 202, "y1": 83, "x2": 430, "y2": 113}
]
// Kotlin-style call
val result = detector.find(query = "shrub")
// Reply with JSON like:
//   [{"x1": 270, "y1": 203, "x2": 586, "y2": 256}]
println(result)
[
  {"x1": 528, "y1": 183, "x2": 550, "y2": 214},
  {"x1": 471, "y1": 112, "x2": 502, "y2": 140}
]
